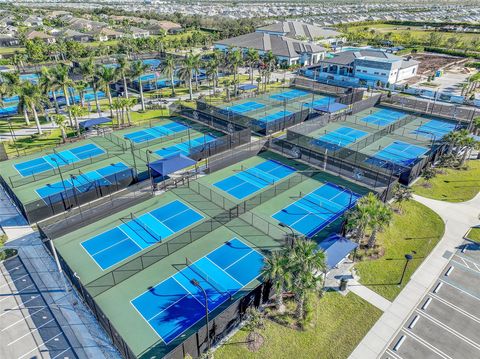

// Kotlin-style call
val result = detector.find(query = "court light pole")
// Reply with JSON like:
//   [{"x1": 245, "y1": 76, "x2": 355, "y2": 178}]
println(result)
[
  {"x1": 51, "y1": 157, "x2": 72, "y2": 209},
  {"x1": 146, "y1": 150, "x2": 155, "y2": 194},
  {"x1": 191, "y1": 279, "x2": 210, "y2": 350},
  {"x1": 278, "y1": 222, "x2": 296, "y2": 248},
  {"x1": 127, "y1": 138, "x2": 139, "y2": 181}
]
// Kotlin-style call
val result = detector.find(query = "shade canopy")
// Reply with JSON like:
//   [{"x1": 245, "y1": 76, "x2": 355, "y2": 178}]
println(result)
[
  {"x1": 317, "y1": 234, "x2": 358, "y2": 270},
  {"x1": 313, "y1": 102, "x2": 348, "y2": 113},
  {"x1": 79, "y1": 117, "x2": 111, "y2": 129},
  {"x1": 238, "y1": 84, "x2": 257, "y2": 91},
  {"x1": 147, "y1": 154, "x2": 196, "y2": 176}
]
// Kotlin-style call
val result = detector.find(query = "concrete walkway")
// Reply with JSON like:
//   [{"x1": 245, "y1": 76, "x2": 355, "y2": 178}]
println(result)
[
  {"x1": 348, "y1": 279, "x2": 392, "y2": 312},
  {"x1": 350, "y1": 192, "x2": 480, "y2": 359},
  {"x1": 0, "y1": 187, "x2": 119, "y2": 359}
]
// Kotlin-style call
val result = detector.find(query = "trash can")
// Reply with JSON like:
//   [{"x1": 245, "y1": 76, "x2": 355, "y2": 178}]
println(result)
[{"x1": 340, "y1": 278, "x2": 348, "y2": 291}]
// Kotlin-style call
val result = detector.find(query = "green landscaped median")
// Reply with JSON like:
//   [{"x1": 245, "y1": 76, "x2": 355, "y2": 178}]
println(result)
[
  {"x1": 413, "y1": 160, "x2": 480, "y2": 202},
  {"x1": 466, "y1": 227, "x2": 480, "y2": 243},
  {"x1": 354, "y1": 200, "x2": 445, "y2": 301},
  {"x1": 215, "y1": 292, "x2": 382, "y2": 359}
]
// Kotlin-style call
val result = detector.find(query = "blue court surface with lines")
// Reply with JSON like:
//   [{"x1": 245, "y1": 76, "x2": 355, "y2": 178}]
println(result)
[
  {"x1": 35, "y1": 162, "x2": 131, "y2": 204},
  {"x1": 269, "y1": 89, "x2": 309, "y2": 102},
  {"x1": 411, "y1": 119, "x2": 456, "y2": 139},
  {"x1": 272, "y1": 183, "x2": 361, "y2": 237},
  {"x1": 223, "y1": 101, "x2": 265, "y2": 114},
  {"x1": 361, "y1": 108, "x2": 407, "y2": 127},
  {"x1": 304, "y1": 97, "x2": 336, "y2": 108},
  {"x1": 312, "y1": 126, "x2": 368, "y2": 151},
  {"x1": 257, "y1": 110, "x2": 293, "y2": 125},
  {"x1": 366, "y1": 141, "x2": 429, "y2": 169},
  {"x1": 131, "y1": 238, "x2": 264, "y2": 344},
  {"x1": 81, "y1": 200, "x2": 204, "y2": 270},
  {"x1": 154, "y1": 135, "x2": 216, "y2": 158},
  {"x1": 124, "y1": 122, "x2": 188, "y2": 144},
  {"x1": 14, "y1": 144, "x2": 105, "y2": 177},
  {"x1": 213, "y1": 159, "x2": 296, "y2": 200}
]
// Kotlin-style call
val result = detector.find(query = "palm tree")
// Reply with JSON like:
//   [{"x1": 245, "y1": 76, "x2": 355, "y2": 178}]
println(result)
[
  {"x1": 97, "y1": 66, "x2": 117, "y2": 118},
  {"x1": 191, "y1": 53, "x2": 202, "y2": 91},
  {"x1": 392, "y1": 184, "x2": 413, "y2": 213},
  {"x1": 472, "y1": 117, "x2": 480, "y2": 136},
  {"x1": 52, "y1": 114, "x2": 68, "y2": 143},
  {"x1": 39, "y1": 66, "x2": 60, "y2": 114},
  {"x1": 178, "y1": 54, "x2": 196, "y2": 100},
  {"x1": 205, "y1": 59, "x2": 219, "y2": 96},
  {"x1": 443, "y1": 130, "x2": 463, "y2": 156},
  {"x1": 361, "y1": 193, "x2": 393, "y2": 248},
  {"x1": 245, "y1": 48, "x2": 260, "y2": 85},
  {"x1": 130, "y1": 60, "x2": 149, "y2": 111},
  {"x1": 459, "y1": 136, "x2": 478, "y2": 166},
  {"x1": 227, "y1": 48, "x2": 243, "y2": 96},
  {"x1": 116, "y1": 56, "x2": 130, "y2": 99},
  {"x1": 262, "y1": 251, "x2": 290, "y2": 313},
  {"x1": 262, "y1": 51, "x2": 276, "y2": 91},
  {"x1": 124, "y1": 97, "x2": 137, "y2": 126},
  {"x1": 162, "y1": 54, "x2": 177, "y2": 96},
  {"x1": 69, "y1": 104, "x2": 88, "y2": 135},
  {"x1": 18, "y1": 82, "x2": 43, "y2": 134},
  {"x1": 345, "y1": 204, "x2": 370, "y2": 247},
  {"x1": 54, "y1": 64, "x2": 74, "y2": 126},
  {"x1": 75, "y1": 80, "x2": 89, "y2": 107},
  {"x1": 289, "y1": 240, "x2": 326, "y2": 320}
]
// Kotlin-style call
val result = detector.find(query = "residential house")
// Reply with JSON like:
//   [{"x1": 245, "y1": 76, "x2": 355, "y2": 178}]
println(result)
[
  {"x1": 26, "y1": 30, "x2": 56, "y2": 44},
  {"x1": 58, "y1": 29, "x2": 93, "y2": 43},
  {"x1": 0, "y1": 34, "x2": 19, "y2": 47},
  {"x1": 23, "y1": 16, "x2": 43, "y2": 28},
  {"x1": 97, "y1": 28, "x2": 125, "y2": 41},
  {"x1": 146, "y1": 20, "x2": 182, "y2": 35},
  {"x1": 214, "y1": 32, "x2": 325, "y2": 66},
  {"x1": 128, "y1": 26, "x2": 150, "y2": 39}
]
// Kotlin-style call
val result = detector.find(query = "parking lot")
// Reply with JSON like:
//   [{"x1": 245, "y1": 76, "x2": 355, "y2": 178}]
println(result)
[
  {"x1": 382, "y1": 240, "x2": 480, "y2": 359},
  {"x1": 0, "y1": 255, "x2": 77, "y2": 359}
]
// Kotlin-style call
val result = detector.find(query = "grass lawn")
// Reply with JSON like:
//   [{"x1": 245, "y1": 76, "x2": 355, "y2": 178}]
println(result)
[
  {"x1": 4, "y1": 128, "x2": 75, "y2": 157},
  {"x1": 0, "y1": 116, "x2": 50, "y2": 134},
  {"x1": 466, "y1": 227, "x2": 480, "y2": 243},
  {"x1": 215, "y1": 292, "x2": 382, "y2": 359},
  {"x1": 413, "y1": 161, "x2": 480, "y2": 202},
  {"x1": 130, "y1": 109, "x2": 169, "y2": 123},
  {"x1": 354, "y1": 200, "x2": 445, "y2": 301}
]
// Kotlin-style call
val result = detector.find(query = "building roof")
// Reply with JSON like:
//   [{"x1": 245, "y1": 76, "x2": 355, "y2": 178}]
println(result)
[
  {"x1": 256, "y1": 21, "x2": 342, "y2": 41},
  {"x1": 317, "y1": 234, "x2": 358, "y2": 270},
  {"x1": 215, "y1": 32, "x2": 325, "y2": 58},
  {"x1": 316, "y1": 49, "x2": 418, "y2": 67},
  {"x1": 26, "y1": 30, "x2": 53, "y2": 40}
]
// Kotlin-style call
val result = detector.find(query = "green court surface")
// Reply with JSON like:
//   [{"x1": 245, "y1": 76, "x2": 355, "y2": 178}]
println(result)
[
  {"x1": 391, "y1": 116, "x2": 457, "y2": 143},
  {"x1": 53, "y1": 150, "x2": 371, "y2": 357}
]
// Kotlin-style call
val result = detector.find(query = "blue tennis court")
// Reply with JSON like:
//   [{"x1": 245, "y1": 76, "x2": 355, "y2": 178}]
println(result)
[
  {"x1": 366, "y1": 141, "x2": 428, "y2": 168},
  {"x1": 411, "y1": 119, "x2": 456, "y2": 139},
  {"x1": 154, "y1": 135, "x2": 216, "y2": 158},
  {"x1": 214, "y1": 159, "x2": 296, "y2": 200},
  {"x1": 131, "y1": 238, "x2": 264, "y2": 344},
  {"x1": 35, "y1": 162, "x2": 131, "y2": 204},
  {"x1": 81, "y1": 200, "x2": 204, "y2": 270},
  {"x1": 270, "y1": 89, "x2": 309, "y2": 102},
  {"x1": 257, "y1": 110, "x2": 293, "y2": 124},
  {"x1": 312, "y1": 126, "x2": 368, "y2": 151},
  {"x1": 304, "y1": 97, "x2": 335, "y2": 108},
  {"x1": 124, "y1": 122, "x2": 188, "y2": 144},
  {"x1": 14, "y1": 144, "x2": 105, "y2": 177},
  {"x1": 361, "y1": 108, "x2": 407, "y2": 127},
  {"x1": 272, "y1": 183, "x2": 361, "y2": 237},
  {"x1": 223, "y1": 101, "x2": 265, "y2": 114}
]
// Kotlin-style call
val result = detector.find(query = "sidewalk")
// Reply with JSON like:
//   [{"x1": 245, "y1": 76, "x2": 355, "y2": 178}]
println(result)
[
  {"x1": 349, "y1": 192, "x2": 480, "y2": 359},
  {"x1": 0, "y1": 187, "x2": 120, "y2": 359}
]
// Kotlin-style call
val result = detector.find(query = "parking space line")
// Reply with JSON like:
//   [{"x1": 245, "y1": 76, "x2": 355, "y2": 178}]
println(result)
[
  {"x1": 0, "y1": 274, "x2": 29, "y2": 289},
  {"x1": 386, "y1": 348, "x2": 404, "y2": 359},
  {"x1": 451, "y1": 258, "x2": 480, "y2": 275},
  {"x1": 415, "y1": 309, "x2": 480, "y2": 350},
  {"x1": 0, "y1": 295, "x2": 39, "y2": 317},
  {"x1": 401, "y1": 329, "x2": 451, "y2": 359},
  {"x1": 0, "y1": 284, "x2": 35, "y2": 303},
  {"x1": 429, "y1": 293, "x2": 480, "y2": 324},
  {"x1": 439, "y1": 279, "x2": 480, "y2": 302},
  {"x1": 1, "y1": 307, "x2": 45, "y2": 332},
  {"x1": 51, "y1": 347, "x2": 72, "y2": 359},
  {"x1": 7, "y1": 318, "x2": 55, "y2": 346},
  {"x1": 457, "y1": 252, "x2": 480, "y2": 266},
  {"x1": 17, "y1": 333, "x2": 63, "y2": 359}
]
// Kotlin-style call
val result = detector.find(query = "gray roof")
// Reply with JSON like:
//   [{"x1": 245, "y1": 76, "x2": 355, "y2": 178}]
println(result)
[
  {"x1": 320, "y1": 50, "x2": 400, "y2": 65},
  {"x1": 215, "y1": 32, "x2": 325, "y2": 58},
  {"x1": 256, "y1": 21, "x2": 342, "y2": 41}
]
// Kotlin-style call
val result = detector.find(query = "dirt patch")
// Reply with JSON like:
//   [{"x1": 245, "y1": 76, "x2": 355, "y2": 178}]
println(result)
[
  {"x1": 412, "y1": 53, "x2": 462, "y2": 75},
  {"x1": 246, "y1": 332, "x2": 265, "y2": 351}
]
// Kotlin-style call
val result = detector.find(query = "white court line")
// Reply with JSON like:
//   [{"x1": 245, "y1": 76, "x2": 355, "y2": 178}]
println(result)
[
  {"x1": 401, "y1": 329, "x2": 452, "y2": 359},
  {"x1": 17, "y1": 333, "x2": 63, "y2": 359},
  {"x1": 205, "y1": 257, "x2": 243, "y2": 287},
  {"x1": 7, "y1": 319, "x2": 54, "y2": 346},
  {"x1": 1, "y1": 307, "x2": 45, "y2": 332},
  {"x1": 415, "y1": 309, "x2": 480, "y2": 350}
]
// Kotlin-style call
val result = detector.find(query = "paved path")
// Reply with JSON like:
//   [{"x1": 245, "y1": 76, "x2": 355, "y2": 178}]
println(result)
[
  {"x1": 350, "y1": 192, "x2": 480, "y2": 359},
  {"x1": 0, "y1": 187, "x2": 120, "y2": 359}
]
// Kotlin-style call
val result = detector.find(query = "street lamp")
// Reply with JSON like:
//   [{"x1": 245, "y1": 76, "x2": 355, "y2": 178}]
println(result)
[
  {"x1": 191, "y1": 279, "x2": 210, "y2": 350},
  {"x1": 399, "y1": 254, "x2": 413, "y2": 285},
  {"x1": 278, "y1": 222, "x2": 296, "y2": 248}
]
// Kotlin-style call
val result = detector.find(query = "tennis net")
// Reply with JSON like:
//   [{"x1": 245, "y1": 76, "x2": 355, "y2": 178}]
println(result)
[
  {"x1": 324, "y1": 131, "x2": 356, "y2": 144},
  {"x1": 299, "y1": 191, "x2": 344, "y2": 215},
  {"x1": 186, "y1": 257, "x2": 231, "y2": 298},
  {"x1": 77, "y1": 170, "x2": 91, "y2": 183},
  {"x1": 240, "y1": 165, "x2": 276, "y2": 185},
  {"x1": 130, "y1": 213, "x2": 161, "y2": 242}
]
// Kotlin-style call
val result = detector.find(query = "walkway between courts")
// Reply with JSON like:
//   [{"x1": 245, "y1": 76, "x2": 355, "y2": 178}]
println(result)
[
  {"x1": 349, "y1": 192, "x2": 480, "y2": 359},
  {"x1": 0, "y1": 186, "x2": 120, "y2": 359}
]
